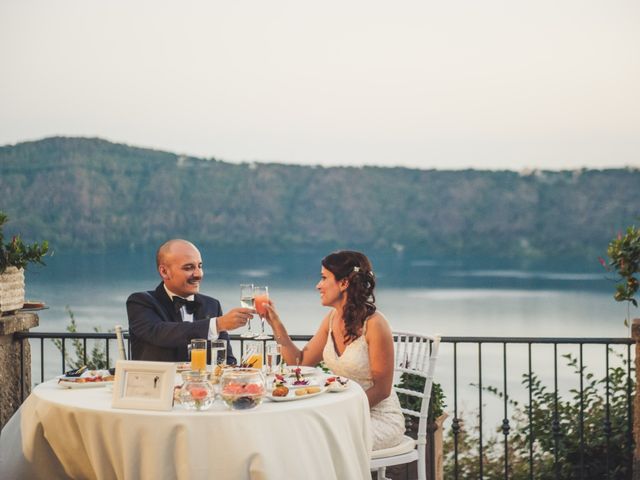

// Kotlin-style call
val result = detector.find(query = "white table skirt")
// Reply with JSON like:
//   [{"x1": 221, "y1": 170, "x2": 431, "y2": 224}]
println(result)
[{"x1": 0, "y1": 379, "x2": 372, "y2": 480}]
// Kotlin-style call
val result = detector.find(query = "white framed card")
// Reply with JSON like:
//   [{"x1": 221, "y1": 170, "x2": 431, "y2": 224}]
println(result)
[{"x1": 111, "y1": 360, "x2": 176, "y2": 411}]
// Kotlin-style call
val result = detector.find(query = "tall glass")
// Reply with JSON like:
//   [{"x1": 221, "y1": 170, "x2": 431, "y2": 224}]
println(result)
[
  {"x1": 189, "y1": 338, "x2": 207, "y2": 372},
  {"x1": 253, "y1": 285, "x2": 271, "y2": 340},
  {"x1": 265, "y1": 341, "x2": 281, "y2": 374},
  {"x1": 211, "y1": 339, "x2": 227, "y2": 366},
  {"x1": 240, "y1": 284, "x2": 256, "y2": 338},
  {"x1": 242, "y1": 340, "x2": 264, "y2": 369}
]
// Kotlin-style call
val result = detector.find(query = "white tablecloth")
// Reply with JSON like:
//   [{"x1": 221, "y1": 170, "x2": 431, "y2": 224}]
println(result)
[{"x1": 0, "y1": 379, "x2": 372, "y2": 480}]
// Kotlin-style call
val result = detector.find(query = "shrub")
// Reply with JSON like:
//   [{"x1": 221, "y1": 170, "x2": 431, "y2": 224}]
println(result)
[
  {"x1": 444, "y1": 351, "x2": 634, "y2": 479},
  {"x1": 52, "y1": 307, "x2": 109, "y2": 370}
]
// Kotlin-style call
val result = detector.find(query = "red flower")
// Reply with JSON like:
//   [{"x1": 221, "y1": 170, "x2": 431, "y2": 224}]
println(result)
[{"x1": 189, "y1": 386, "x2": 209, "y2": 400}]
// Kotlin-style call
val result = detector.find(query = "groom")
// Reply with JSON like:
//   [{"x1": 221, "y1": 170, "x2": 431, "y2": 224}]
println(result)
[{"x1": 126, "y1": 239, "x2": 254, "y2": 363}]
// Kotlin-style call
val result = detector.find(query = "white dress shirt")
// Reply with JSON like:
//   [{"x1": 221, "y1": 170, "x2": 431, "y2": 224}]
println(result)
[{"x1": 164, "y1": 285, "x2": 219, "y2": 340}]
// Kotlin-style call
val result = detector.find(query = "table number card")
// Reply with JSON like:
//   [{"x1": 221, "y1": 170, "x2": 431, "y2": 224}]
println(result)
[{"x1": 112, "y1": 360, "x2": 176, "y2": 411}]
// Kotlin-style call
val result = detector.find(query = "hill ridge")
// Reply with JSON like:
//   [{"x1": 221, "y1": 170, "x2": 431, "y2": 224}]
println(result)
[{"x1": 1, "y1": 136, "x2": 637, "y2": 261}]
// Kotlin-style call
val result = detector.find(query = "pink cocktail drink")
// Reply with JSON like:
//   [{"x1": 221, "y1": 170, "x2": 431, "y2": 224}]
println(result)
[{"x1": 254, "y1": 294, "x2": 269, "y2": 317}]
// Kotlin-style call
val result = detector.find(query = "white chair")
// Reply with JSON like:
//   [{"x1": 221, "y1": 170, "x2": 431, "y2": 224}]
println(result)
[{"x1": 370, "y1": 332, "x2": 441, "y2": 480}]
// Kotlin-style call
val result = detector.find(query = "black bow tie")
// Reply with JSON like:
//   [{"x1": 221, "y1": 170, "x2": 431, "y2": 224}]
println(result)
[{"x1": 173, "y1": 296, "x2": 197, "y2": 314}]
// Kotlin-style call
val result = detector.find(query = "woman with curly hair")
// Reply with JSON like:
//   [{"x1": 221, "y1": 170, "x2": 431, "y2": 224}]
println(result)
[{"x1": 264, "y1": 250, "x2": 405, "y2": 450}]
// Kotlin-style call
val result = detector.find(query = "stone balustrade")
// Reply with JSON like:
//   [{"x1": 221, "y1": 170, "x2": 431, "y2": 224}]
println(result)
[{"x1": 0, "y1": 311, "x2": 38, "y2": 430}]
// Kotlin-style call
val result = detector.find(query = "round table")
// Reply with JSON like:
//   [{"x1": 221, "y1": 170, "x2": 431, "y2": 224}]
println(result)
[{"x1": 0, "y1": 378, "x2": 372, "y2": 480}]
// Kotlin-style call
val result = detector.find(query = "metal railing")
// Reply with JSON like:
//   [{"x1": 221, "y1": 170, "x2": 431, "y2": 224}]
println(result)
[
  {"x1": 442, "y1": 336, "x2": 634, "y2": 480},
  {"x1": 15, "y1": 331, "x2": 635, "y2": 480},
  {"x1": 14, "y1": 331, "x2": 313, "y2": 399}
]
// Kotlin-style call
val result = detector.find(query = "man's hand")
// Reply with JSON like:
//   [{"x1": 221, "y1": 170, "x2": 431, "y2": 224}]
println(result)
[{"x1": 216, "y1": 307, "x2": 255, "y2": 331}]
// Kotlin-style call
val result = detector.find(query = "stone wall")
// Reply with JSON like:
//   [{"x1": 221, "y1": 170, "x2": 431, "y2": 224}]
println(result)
[{"x1": 0, "y1": 311, "x2": 38, "y2": 430}]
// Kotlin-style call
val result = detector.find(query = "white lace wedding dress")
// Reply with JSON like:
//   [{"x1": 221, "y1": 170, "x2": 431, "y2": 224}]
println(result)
[{"x1": 322, "y1": 314, "x2": 405, "y2": 450}]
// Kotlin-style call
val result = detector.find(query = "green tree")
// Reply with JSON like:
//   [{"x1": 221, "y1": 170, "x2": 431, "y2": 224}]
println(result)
[{"x1": 606, "y1": 225, "x2": 640, "y2": 327}]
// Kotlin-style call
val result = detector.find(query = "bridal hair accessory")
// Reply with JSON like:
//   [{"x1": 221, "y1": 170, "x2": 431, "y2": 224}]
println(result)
[{"x1": 353, "y1": 266, "x2": 360, "y2": 272}]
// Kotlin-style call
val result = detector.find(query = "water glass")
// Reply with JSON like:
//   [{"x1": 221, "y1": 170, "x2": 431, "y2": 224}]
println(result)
[
  {"x1": 265, "y1": 341, "x2": 281, "y2": 374},
  {"x1": 211, "y1": 339, "x2": 227, "y2": 366}
]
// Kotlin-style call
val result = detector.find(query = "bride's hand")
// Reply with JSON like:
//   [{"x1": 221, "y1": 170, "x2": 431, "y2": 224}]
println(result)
[{"x1": 263, "y1": 302, "x2": 282, "y2": 328}]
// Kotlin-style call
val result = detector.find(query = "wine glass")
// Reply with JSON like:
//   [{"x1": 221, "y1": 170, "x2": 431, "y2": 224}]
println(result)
[
  {"x1": 253, "y1": 285, "x2": 271, "y2": 340},
  {"x1": 240, "y1": 284, "x2": 257, "y2": 338}
]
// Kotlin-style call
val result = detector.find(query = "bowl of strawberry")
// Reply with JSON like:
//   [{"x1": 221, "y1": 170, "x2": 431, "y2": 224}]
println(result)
[{"x1": 220, "y1": 368, "x2": 266, "y2": 410}]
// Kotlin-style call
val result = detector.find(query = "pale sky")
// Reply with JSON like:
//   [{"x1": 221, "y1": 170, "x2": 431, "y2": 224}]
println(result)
[{"x1": 1, "y1": 0, "x2": 639, "y2": 170}]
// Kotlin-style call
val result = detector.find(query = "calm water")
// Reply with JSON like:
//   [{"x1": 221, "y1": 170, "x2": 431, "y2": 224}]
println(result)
[
  {"x1": 23, "y1": 250, "x2": 633, "y2": 433},
  {"x1": 25, "y1": 249, "x2": 630, "y2": 338}
]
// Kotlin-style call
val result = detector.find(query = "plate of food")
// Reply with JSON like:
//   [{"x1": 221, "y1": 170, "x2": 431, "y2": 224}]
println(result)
[
  {"x1": 324, "y1": 376, "x2": 349, "y2": 392},
  {"x1": 267, "y1": 385, "x2": 326, "y2": 402},
  {"x1": 282, "y1": 366, "x2": 318, "y2": 376},
  {"x1": 175, "y1": 362, "x2": 191, "y2": 372},
  {"x1": 269, "y1": 373, "x2": 319, "y2": 389},
  {"x1": 57, "y1": 369, "x2": 115, "y2": 389}
]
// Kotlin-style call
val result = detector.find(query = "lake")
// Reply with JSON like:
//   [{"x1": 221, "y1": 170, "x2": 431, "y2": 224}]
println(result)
[{"x1": 25, "y1": 249, "x2": 631, "y2": 338}]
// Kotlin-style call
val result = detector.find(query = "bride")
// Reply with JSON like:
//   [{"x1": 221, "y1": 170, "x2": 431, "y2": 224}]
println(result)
[{"x1": 264, "y1": 250, "x2": 405, "y2": 450}]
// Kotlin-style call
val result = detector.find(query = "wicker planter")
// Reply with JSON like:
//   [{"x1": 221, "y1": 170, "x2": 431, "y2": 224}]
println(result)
[{"x1": 0, "y1": 266, "x2": 25, "y2": 314}]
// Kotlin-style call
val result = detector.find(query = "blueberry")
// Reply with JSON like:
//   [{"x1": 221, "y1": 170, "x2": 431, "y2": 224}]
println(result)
[{"x1": 233, "y1": 396, "x2": 256, "y2": 409}]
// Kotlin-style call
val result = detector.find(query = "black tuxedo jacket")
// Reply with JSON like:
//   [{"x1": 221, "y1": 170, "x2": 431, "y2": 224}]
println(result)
[{"x1": 126, "y1": 283, "x2": 236, "y2": 364}]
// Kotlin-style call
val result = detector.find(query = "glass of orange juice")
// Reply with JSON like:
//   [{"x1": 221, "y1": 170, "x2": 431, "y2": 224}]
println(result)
[
  {"x1": 253, "y1": 286, "x2": 271, "y2": 340},
  {"x1": 190, "y1": 338, "x2": 207, "y2": 372}
]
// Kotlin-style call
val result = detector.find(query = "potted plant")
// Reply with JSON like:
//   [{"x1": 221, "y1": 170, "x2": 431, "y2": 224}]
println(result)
[
  {"x1": 0, "y1": 212, "x2": 49, "y2": 314},
  {"x1": 603, "y1": 225, "x2": 640, "y2": 329}
]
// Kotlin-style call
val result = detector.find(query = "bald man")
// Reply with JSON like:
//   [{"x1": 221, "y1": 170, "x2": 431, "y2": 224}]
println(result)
[{"x1": 126, "y1": 239, "x2": 254, "y2": 362}]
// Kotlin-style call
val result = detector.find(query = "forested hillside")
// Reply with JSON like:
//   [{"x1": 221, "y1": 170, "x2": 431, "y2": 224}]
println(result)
[{"x1": 1, "y1": 137, "x2": 638, "y2": 262}]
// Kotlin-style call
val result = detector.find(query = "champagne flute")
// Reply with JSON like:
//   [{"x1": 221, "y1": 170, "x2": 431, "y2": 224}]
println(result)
[
  {"x1": 240, "y1": 284, "x2": 257, "y2": 338},
  {"x1": 253, "y1": 285, "x2": 271, "y2": 340}
]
